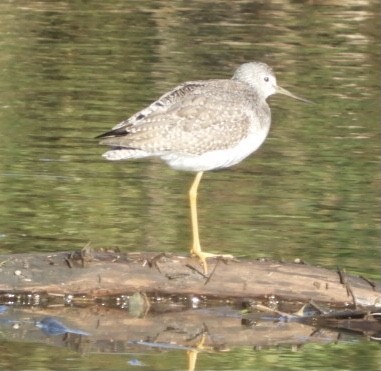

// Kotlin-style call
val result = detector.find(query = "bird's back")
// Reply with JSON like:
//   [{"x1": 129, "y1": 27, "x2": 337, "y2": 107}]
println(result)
[{"x1": 98, "y1": 78, "x2": 269, "y2": 157}]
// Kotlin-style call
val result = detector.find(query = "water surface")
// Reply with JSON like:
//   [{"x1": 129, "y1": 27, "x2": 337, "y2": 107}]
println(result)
[{"x1": 0, "y1": 1, "x2": 379, "y2": 370}]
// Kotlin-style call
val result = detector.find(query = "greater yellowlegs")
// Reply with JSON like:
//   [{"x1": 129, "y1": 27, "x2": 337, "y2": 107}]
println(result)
[{"x1": 97, "y1": 62, "x2": 308, "y2": 274}]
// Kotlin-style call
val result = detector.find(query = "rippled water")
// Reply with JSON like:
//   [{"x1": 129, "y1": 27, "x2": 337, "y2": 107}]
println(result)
[{"x1": 0, "y1": 1, "x2": 380, "y2": 370}]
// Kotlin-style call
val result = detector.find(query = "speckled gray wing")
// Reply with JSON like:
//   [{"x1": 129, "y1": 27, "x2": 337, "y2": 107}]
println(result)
[
  {"x1": 99, "y1": 80, "x2": 258, "y2": 156},
  {"x1": 109, "y1": 81, "x2": 209, "y2": 131}
]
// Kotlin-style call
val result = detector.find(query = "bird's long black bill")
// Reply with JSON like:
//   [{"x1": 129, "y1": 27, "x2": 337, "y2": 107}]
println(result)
[{"x1": 95, "y1": 127, "x2": 128, "y2": 139}]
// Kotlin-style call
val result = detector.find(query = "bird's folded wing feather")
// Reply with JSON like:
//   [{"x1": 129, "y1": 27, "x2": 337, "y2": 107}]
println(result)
[
  {"x1": 110, "y1": 81, "x2": 211, "y2": 131},
  {"x1": 99, "y1": 80, "x2": 258, "y2": 155}
]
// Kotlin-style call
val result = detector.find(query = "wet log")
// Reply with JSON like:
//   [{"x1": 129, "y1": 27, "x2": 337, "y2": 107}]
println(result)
[{"x1": 0, "y1": 249, "x2": 379, "y2": 309}]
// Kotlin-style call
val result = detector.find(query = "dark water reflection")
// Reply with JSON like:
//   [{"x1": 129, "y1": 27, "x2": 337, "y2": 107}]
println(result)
[{"x1": 0, "y1": 1, "x2": 379, "y2": 370}]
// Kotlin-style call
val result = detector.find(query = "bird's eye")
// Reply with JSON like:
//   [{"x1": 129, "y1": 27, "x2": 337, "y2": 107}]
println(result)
[{"x1": 264, "y1": 76, "x2": 269, "y2": 82}]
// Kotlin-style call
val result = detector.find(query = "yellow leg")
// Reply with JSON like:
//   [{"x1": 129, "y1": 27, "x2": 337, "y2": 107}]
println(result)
[
  {"x1": 189, "y1": 171, "x2": 207, "y2": 272},
  {"x1": 189, "y1": 172, "x2": 233, "y2": 274}
]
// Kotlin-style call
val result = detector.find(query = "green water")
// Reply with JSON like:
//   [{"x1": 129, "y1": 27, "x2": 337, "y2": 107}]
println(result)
[{"x1": 0, "y1": 1, "x2": 380, "y2": 370}]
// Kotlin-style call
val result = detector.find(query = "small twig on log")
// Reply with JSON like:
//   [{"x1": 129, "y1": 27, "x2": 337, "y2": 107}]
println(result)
[
  {"x1": 337, "y1": 266, "x2": 346, "y2": 285},
  {"x1": 146, "y1": 252, "x2": 168, "y2": 273},
  {"x1": 337, "y1": 266, "x2": 357, "y2": 308},
  {"x1": 359, "y1": 275, "x2": 376, "y2": 290},
  {"x1": 251, "y1": 303, "x2": 294, "y2": 319},
  {"x1": 204, "y1": 258, "x2": 223, "y2": 286},
  {"x1": 185, "y1": 264, "x2": 207, "y2": 279}
]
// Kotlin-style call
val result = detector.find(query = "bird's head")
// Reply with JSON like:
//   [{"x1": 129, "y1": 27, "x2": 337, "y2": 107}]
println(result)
[{"x1": 233, "y1": 62, "x2": 310, "y2": 103}]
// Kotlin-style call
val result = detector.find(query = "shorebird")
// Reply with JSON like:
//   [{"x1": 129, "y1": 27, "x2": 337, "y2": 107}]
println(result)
[{"x1": 97, "y1": 62, "x2": 308, "y2": 274}]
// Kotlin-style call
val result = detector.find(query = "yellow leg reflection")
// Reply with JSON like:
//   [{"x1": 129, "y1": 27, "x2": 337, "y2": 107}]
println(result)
[{"x1": 187, "y1": 333, "x2": 206, "y2": 371}]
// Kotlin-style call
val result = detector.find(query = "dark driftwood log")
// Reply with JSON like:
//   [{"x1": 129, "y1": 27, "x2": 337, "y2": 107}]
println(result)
[
  {"x1": 0, "y1": 250, "x2": 379, "y2": 308},
  {"x1": 1, "y1": 250, "x2": 380, "y2": 358}
]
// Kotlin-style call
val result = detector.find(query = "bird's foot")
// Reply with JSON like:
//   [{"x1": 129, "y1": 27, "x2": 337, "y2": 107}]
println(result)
[{"x1": 191, "y1": 249, "x2": 234, "y2": 275}]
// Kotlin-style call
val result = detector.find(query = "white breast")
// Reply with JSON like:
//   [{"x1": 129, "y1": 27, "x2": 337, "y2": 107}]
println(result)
[{"x1": 161, "y1": 123, "x2": 271, "y2": 172}]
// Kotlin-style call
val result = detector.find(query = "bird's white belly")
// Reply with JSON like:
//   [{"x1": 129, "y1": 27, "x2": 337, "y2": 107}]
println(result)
[{"x1": 162, "y1": 125, "x2": 270, "y2": 172}]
